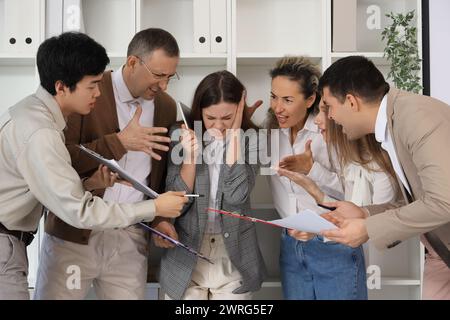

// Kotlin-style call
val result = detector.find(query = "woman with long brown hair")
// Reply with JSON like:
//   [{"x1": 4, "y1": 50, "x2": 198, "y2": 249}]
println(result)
[{"x1": 155, "y1": 70, "x2": 266, "y2": 300}]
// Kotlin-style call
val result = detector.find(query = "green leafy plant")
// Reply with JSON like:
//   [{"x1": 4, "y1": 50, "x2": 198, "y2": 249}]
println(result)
[{"x1": 382, "y1": 11, "x2": 423, "y2": 93}]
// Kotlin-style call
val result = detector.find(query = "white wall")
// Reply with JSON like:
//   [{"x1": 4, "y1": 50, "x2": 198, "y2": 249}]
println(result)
[{"x1": 429, "y1": 0, "x2": 450, "y2": 104}]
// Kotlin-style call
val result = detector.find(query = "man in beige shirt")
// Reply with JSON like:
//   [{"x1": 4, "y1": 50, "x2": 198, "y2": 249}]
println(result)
[
  {"x1": 319, "y1": 56, "x2": 450, "y2": 299},
  {"x1": 0, "y1": 32, "x2": 187, "y2": 299},
  {"x1": 35, "y1": 28, "x2": 182, "y2": 300}
]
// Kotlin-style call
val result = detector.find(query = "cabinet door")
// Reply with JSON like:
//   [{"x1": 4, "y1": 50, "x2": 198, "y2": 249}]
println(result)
[
  {"x1": 193, "y1": 0, "x2": 210, "y2": 53},
  {"x1": 2, "y1": 0, "x2": 41, "y2": 54},
  {"x1": 332, "y1": 0, "x2": 357, "y2": 52},
  {"x1": 210, "y1": 0, "x2": 227, "y2": 53}
]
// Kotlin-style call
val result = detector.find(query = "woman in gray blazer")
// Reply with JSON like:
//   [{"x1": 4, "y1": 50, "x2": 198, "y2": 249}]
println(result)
[{"x1": 155, "y1": 71, "x2": 267, "y2": 300}]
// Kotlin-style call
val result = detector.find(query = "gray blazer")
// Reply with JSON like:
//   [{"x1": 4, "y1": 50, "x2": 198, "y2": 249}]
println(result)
[{"x1": 160, "y1": 126, "x2": 267, "y2": 299}]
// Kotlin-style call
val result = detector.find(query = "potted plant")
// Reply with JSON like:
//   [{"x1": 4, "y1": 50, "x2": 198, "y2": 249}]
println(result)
[{"x1": 382, "y1": 11, "x2": 423, "y2": 93}]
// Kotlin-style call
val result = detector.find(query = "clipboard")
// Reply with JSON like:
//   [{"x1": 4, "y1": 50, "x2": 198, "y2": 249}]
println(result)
[
  {"x1": 138, "y1": 223, "x2": 213, "y2": 264},
  {"x1": 77, "y1": 144, "x2": 159, "y2": 199},
  {"x1": 208, "y1": 208, "x2": 337, "y2": 234},
  {"x1": 78, "y1": 145, "x2": 213, "y2": 264},
  {"x1": 207, "y1": 208, "x2": 285, "y2": 229}
]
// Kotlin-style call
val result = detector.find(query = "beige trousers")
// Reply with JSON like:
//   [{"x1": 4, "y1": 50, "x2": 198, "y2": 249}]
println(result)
[
  {"x1": 0, "y1": 233, "x2": 29, "y2": 299},
  {"x1": 34, "y1": 225, "x2": 148, "y2": 300},
  {"x1": 166, "y1": 234, "x2": 252, "y2": 300}
]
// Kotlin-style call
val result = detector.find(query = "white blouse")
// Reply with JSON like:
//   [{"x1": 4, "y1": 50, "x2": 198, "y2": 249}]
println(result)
[
  {"x1": 343, "y1": 162, "x2": 396, "y2": 206},
  {"x1": 269, "y1": 114, "x2": 344, "y2": 218}
]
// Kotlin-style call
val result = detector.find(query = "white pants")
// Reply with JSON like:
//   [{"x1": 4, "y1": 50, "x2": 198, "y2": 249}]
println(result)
[
  {"x1": 34, "y1": 225, "x2": 148, "y2": 300},
  {"x1": 0, "y1": 234, "x2": 29, "y2": 299},
  {"x1": 167, "y1": 234, "x2": 252, "y2": 300}
]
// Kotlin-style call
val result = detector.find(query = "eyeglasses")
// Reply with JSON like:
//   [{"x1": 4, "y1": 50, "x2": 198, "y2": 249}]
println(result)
[{"x1": 135, "y1": 56, "x2": 180, "y2": 83}]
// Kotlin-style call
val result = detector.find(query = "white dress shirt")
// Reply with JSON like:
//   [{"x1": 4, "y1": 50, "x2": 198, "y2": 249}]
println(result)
[
  {"x1": 269, "y1": 114, "x2": 343, "y2": 218},
  {"x1": 374, "y1": 95, "x2": 411, "y2": 195},
  {"x1": 204, "y1": 139, "x2": 226, "y2": 234},
  {"x1": 103, "y1": 66, "x2": 154, "y2": 204}
]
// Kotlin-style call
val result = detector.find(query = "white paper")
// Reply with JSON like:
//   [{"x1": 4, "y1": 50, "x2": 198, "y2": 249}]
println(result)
[{"x1": 269, "y1": 209, "x2": 337, "y2": 234}]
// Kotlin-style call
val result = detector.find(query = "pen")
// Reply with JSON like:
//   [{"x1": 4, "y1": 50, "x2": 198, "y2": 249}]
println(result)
[
  {"x1": 184, "y1": 194, "x2": 204, "y2": 198},
  {"x1": 318, "y1": 203, "x2": 337, "y2": 211}
]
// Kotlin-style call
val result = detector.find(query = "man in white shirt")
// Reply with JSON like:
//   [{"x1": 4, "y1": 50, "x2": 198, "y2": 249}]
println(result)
[{"x1": 34, "y1": 29, "x2": 185, "y2": 299}]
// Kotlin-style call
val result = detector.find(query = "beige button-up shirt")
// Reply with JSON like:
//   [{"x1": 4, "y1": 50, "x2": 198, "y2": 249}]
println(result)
[{"x1": 0, "y1": 86, "x2": 156, "y2": 232}]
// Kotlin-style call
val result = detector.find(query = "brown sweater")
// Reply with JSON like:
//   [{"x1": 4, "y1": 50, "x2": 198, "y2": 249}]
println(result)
[{"x1": 44, "y1": 71, "x2": 177, "y2": 244}]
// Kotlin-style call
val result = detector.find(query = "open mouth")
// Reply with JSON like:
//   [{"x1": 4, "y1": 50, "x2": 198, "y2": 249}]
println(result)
[{"x1": 276, "y1": 114, "x2": 288, "y2": 124}]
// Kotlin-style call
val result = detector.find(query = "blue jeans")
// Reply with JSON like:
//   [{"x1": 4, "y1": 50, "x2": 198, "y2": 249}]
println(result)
[{"x1": 280, "y1": 230, "x2": 368, "y2": 300}]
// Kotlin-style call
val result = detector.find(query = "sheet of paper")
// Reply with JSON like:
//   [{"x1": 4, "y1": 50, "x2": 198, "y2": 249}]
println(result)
[{"x1": 269, "y1": 209, "x2": 337, "y2": 234}]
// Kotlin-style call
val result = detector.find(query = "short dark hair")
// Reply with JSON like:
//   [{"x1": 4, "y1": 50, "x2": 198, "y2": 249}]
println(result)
[
  {"x1": 127, "y1": 28, "x2": 179, "y2": 58},
  {"x1": 319, "y1": 56, "x2": 390, "y2": 103},
  {"x1": 37, "y1": 32, "x2": 109, "y2": 95},
  {"x1": 270, "y1": 56, "x2": 321, "y2": 116}
]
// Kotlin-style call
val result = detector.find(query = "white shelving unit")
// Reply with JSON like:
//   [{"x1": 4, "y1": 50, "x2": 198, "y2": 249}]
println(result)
[
  {"x1": 0, "y1": 0, "x2": 424, "y2": 300},
  {"x1": 0, "y1": 0, "x2": 44, "y2": 115}
]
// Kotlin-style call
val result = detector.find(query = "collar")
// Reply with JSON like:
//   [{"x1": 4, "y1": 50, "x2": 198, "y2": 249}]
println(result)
[
  {"x1": 35, "y1": 86, "x2": 66, "y2": 131},
  {"x1": 281, "y1": 113, "x2": 319, "y2": 137},
  {"x1": 113, "y1": 65, "x2": 145, "y2": 105},
  {"x1": 374, "y1": 94, "x2": 388, "y2": 143}
]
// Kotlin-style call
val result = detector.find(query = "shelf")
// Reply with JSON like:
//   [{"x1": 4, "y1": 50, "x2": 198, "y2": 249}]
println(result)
[
  {"x1": 145, "y1": 280, "x2": 283, "y2": 289},
  {"x1": 237, "y1": 54, "x2": 322, "y2": 66},
  {"x1": 106, "y1": 53, "x2": 228, "y2": 68},
  {"x1": 261, "y1": 279, "x2": 282, "y2": 288},
  {"x1": 331, "y1": 52, "x2": 385, "y2": 58},
  {"x1": 260, "y1": 277, "x2": 421, "y2": 289},
  {"x1": 107, "y1": 53, "x2": 127, "y2": 67},
  {"x1": 330, "y1": 52, "x2": 389, "y2": 66},
  {"x1": 0, "y1": 54, "x2": 36, "y2": 66},
  {"x1": 381, "y1": 277, "x2": 421, "y2": 286},
  {"x1": 179, "y1": 53, "x2": 227, "y2": 66}
]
